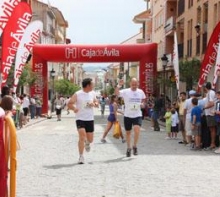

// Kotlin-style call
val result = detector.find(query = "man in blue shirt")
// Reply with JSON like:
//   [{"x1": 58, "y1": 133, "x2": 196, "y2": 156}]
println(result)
[{"x1": 191, "y1": 98, "x2": 203, "y2": 150}]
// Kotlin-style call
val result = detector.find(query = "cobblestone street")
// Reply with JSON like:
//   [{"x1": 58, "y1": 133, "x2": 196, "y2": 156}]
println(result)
[{"x1": 16, "y1": 108, "x2": 220, "y2": 197}]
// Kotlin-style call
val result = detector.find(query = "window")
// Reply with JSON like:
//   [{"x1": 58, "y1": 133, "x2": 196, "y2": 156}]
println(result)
[
  {"x1": 187, "y1": 20, "x2": 192, "y2": 57},
  {"x1": 178, "y1": 0, "x2": 185, "y2": 16},
  {"x1": 188, "y1": 0, "x2": 193, "y2": 8},
  {"x1": 214, "y1": 4, "x2": 218, "y2": 28}
]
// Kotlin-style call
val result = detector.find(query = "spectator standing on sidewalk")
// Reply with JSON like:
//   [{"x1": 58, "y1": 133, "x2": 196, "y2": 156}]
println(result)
[
  {"x1": 152, "y1": 94, "x2": 161, "y2": 131},
  {"x1": 12, "y1": 92, "x2": 21, "y2": 128},
  {"x1": 100, "y1": 95, "x2": 125, "y2": 143},
  {"x1": 176, "y1": 92, "x2": 187, "y2": 144},
  {"x1": 191, "y1": 98, "x2": 202, "y2": 150},
  {"x1": 171, "y1": 108, "x2": 179, "y2": 139},
  {"x1": 115, "y1": 78, "x2": 146, "y2": 157},
  {"x1": 29, "y1": 96, "x2": 36, "y2": 119},
  {"x1": 35, "y1": 97, "x2": 42, "y2": 119},
  {"x1": 68, "y1": 78, "x2": 99, "y2": 164},
  {"x1": 54, "y1": 95, "x2": 64, "y2": 121},
  {"x1": 164, "y1": 106, "x2": 172, "y2": 139},
  {"x1": 214, "y1": 91, "x2": 220, "y2": 154},
  {"x1": 184, "y1": 90, "x2": 196, "y2": 147},
  {"x1": 22, "y1": 94, "x2": 30, "y2": 125},
  {"x1": 203, "y1": 82, "x2": 216, "y2": 150}
]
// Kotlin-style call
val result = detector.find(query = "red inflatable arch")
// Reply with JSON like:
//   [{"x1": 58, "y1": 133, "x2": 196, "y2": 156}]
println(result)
[{"x1": 31, "y1": 43, "x2": 157, "y2": 114}]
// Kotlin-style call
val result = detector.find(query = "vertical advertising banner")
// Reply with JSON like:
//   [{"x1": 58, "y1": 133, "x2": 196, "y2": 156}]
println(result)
[
  {"x1": 0, "y1": 0, "x2": 21, "y2": 36},
  {"x1": 139, "y1": 43, "x2": 157, "y2": 100},
  {"x1": 173, "y1": 31, "x2": 180, "y2": 93},
  {"x1": 31, "y1": 55, "x2": 48, "y2": 114},
  {"x1": 212, "y1": 37, "x2": 220, "y2": 88},
  {"x1": 198, "y1": 21, "x2": 220, "y2": 89},
  {"x1": 1, "y1": 2, "x2": 32, "y2": 86},
  {"x1": 13, "y1": 20, "x2": 43, "y2": 92}
]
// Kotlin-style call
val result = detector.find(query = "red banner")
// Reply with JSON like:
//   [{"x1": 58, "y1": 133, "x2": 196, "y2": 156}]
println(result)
[
  {"x1": 1, "y1": 2, "x2": 32, "y2": 86},
  {"x1": 0, "y1": 0, "x2": 21, "y2": 36},
  {"x1": 139, "y1": 43, "x2": 157, "y2": 100},
  {"x1": 198, "y1": 21, "x2": 220, "y2": 89},
  {"x1": 32, "y1": 43, "x2": 157, "y2": 114}
]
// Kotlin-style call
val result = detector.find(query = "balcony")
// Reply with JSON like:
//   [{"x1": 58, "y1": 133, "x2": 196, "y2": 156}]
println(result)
[{"x1": 164, "y1": 16, "x2": 176, "y2": 35}]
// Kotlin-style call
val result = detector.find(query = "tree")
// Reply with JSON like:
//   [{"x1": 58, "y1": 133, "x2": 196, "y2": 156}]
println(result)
[
  {"x1": 18, "y1": 63, "x2": 38, "y2": 87},
  {"x1": 6, "y1": 63, "x2": 38, "y2": 92},
  {"x1": 179, "y1": 58, "x2": 201, "y2": 91},
  {"x1": 54, "y1": 79, "x2": 80, "y2": 96}
]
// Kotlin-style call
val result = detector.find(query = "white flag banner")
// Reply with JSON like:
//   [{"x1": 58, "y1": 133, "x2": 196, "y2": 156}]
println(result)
[
  {"x1": 212, "y1": 36, "x2": 220, "y2": 89},
  {"x1": 13, "y1": 20, "x2": 43, "y2": 92},
  {"x1": 173, "y1": 31, "x2": 180, "y2": 93},
  {"x1": 0, "y1": 0, "x2": 21, "y2": 36}
]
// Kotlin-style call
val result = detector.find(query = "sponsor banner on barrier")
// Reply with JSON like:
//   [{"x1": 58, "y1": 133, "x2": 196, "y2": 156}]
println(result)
[
  {"x1": 1, "y1": 2, "x2": 32, "y2": 86},
  {"x1": 0, "y1": 0, "x2": 21, "y2": 36},
  {"x1": 13, "y1": 20, "x2": 43, "y2": 92},
  {"x1": 198, "y1": 21, "x2": 220, "y2": 89}
]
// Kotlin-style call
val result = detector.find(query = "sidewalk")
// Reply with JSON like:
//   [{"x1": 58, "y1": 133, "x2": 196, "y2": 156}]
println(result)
[{"x1": 16, "y1": 108, "x2": 220, "y2": 197}]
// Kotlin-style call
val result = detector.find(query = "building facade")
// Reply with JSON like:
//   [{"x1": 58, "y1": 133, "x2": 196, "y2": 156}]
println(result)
[{"x1": 135, "y1": 0, "x2": 220, "y2": 98}]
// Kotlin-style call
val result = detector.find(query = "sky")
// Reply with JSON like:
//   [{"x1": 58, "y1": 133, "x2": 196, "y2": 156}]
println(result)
[{"x1": 47, "y1": 0, "x2": 147, "y2": 69}]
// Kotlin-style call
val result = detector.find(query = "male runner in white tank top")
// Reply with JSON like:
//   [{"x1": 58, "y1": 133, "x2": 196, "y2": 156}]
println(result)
[
  {"x1": 115, "y1": 78, "x2": 146, "y2": 157},
  {"x1": 68, "y1": 78, "x2": 99, "y2": 164}
]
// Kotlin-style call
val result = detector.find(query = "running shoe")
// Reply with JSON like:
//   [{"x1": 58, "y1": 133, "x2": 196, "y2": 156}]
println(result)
[
  {"x1": 78, "y1": 155, "x2": 84, "y2": 164},
  {"x1": 204, "y1": 146, "x2": 216, "y2": 151},
  {"x1": 133, "y1": 146, "x2": 138, "y2": 155},
  {"x1": 85, "y1": 141, "x2": 91, "y2": 152},
  {"x1": 126, "y1": 148, "x2": 131, "y2": 157},
  {"x1": 101, "y1": 138, "x2": 107, "y2": 143},
  {"x1": 214, "y1": 148, "x2": 220, "y2": 154},
  {"x1": 122, "y1": 139, "x2": 126, "y2": 143}
]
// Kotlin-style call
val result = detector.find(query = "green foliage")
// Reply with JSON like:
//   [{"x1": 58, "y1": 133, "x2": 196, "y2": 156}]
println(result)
[
  {"x1": 101, "y1": 86, "x2": 114, "y2": 97},
  {"x1": 106, "y1": 86, "x2": 114, "y2": 95},
  {"x1": 54, "y1": 79, "x2": 80, "y2": 96},
  {"x1": 6, "y1": 63, "x2": 37, "y2": 89},
  {"x1": 179, "y1": 58, "x2": 201, "y2": 90},
  {"x1": 19, "y1": 63, "x2": 38, "y2": 87}
]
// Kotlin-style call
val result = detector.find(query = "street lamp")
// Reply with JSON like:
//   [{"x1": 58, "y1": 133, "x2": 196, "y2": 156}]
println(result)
[
  {"x1": 50, "y1": 68, "x2": 56, "y2": 112},
  {"x1": 161, "y1": 54, "x2": 168, "y2": 108}
]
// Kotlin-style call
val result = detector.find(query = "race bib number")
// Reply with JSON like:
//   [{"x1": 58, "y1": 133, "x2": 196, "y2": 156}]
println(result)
[
  {"x1": 129, "y1": 102, "x2": 140, "y2": 111},
  {"x1": 82, "y1": 101, "x2": 91, "y2": 109}
]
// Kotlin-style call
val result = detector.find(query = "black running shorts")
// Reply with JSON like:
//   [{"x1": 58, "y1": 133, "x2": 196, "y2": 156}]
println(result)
[
  {"x1": 76, "y1": 120, "x2": 94, "y2": 133},
  {"x1": 124, "y1": 116, "x2": 142, "y2": 131}
]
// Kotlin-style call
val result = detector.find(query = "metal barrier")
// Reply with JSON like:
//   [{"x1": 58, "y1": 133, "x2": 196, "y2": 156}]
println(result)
[{"x1": 0, "y1": 112, "x2": 17, "y2": 197}]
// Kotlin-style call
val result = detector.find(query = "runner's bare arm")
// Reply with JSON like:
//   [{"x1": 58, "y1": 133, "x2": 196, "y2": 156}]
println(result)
[
  {"x1": 68, "y1": 94, "x2": 78, "y2": 113},
  {"x1": 141, "y1": 98, "x2": 146, "y2": 108},
  {"x1": 93, "y1": 97, "x2": 99, "y2": 108},
  {"x1": 115, "y1": 79, "x2": 124, "y2": 95}
]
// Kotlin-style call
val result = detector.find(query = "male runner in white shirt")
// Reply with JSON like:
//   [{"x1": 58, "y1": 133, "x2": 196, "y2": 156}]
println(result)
[
  {"x1": 68, "y1": 78, "x2": 99, "y2": 164},
  {"x1": 115, "y1": 78, "x2": 146, "y2": 157}
]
